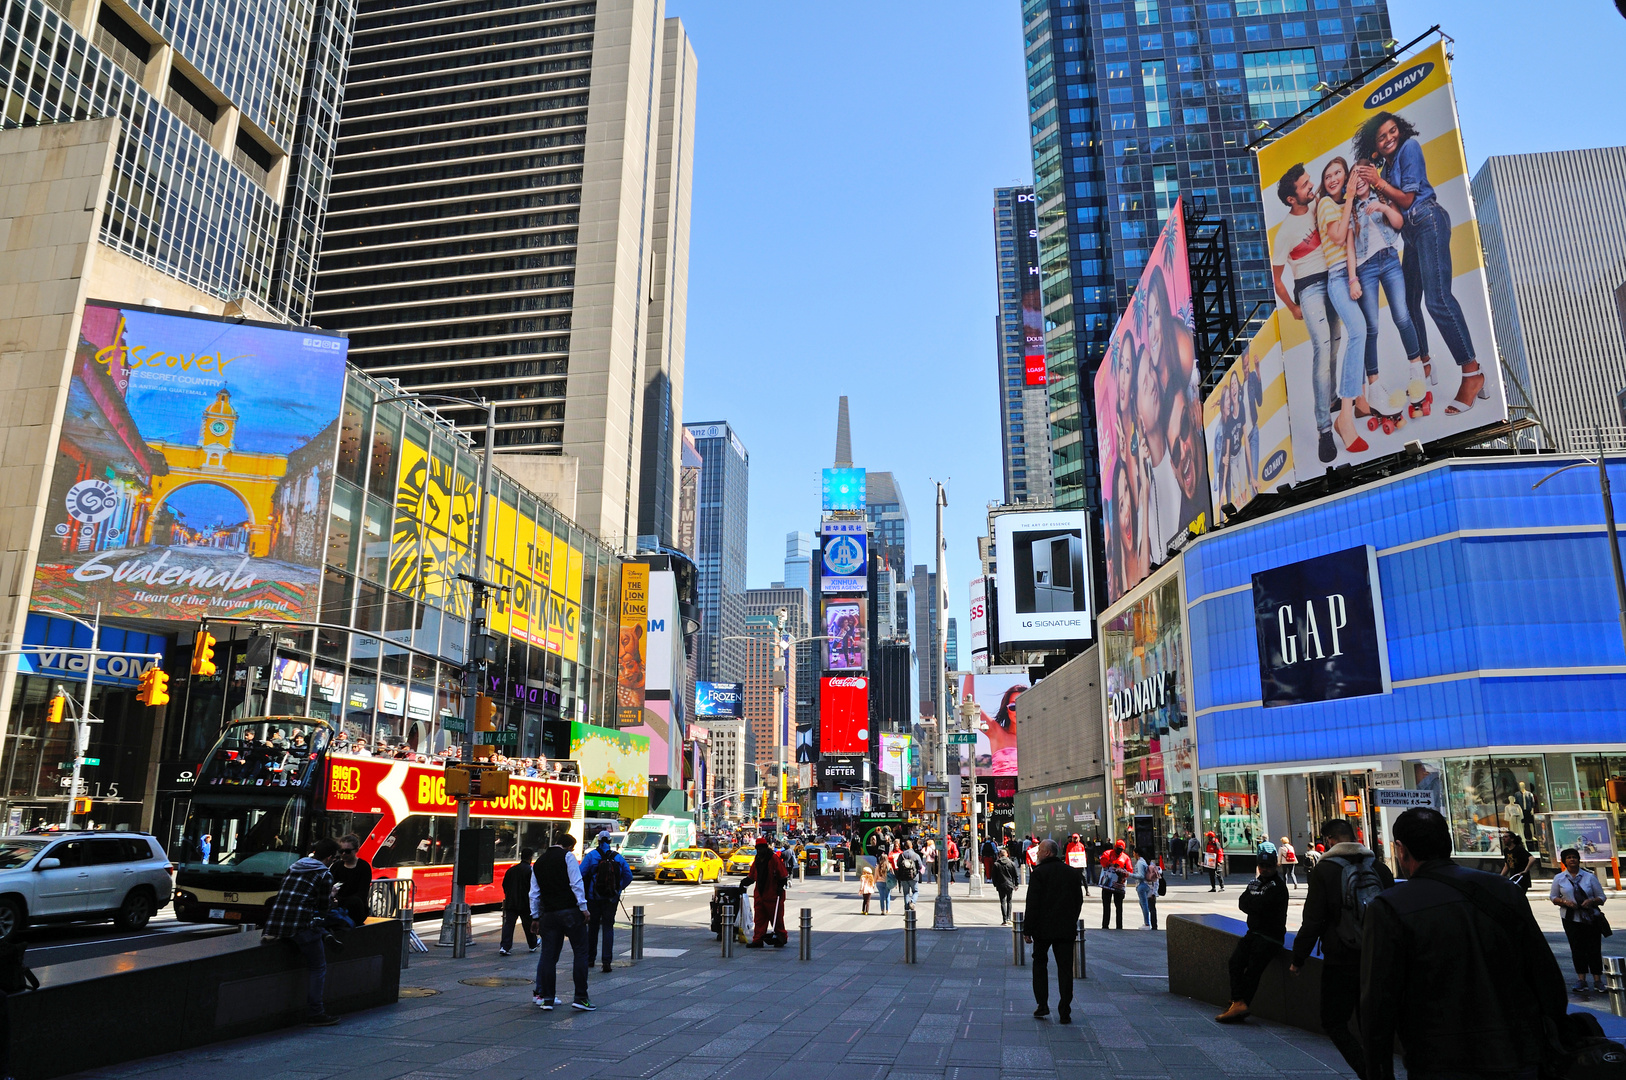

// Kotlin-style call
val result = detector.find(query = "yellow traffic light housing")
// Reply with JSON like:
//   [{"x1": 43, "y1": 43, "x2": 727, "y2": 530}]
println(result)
[
  {"x1": 444, "y1": 762, "x2": 508, "y2": 799},
  {"x1": 192, "y1": 629, "x2": 217, "y2": 676},
  {"x1": 901, "y1": 789, "x2": 924, "y2": 812},
  {"x1": 445, "y1": 764, "x2": 471, "y2": 796},
  {"x1": 46, "y1": 692, "x2": 66, "y2": 724},
  {"x1": 137, "y1": 667, "x2": 170, "y2": 706},
  {"x1": 73, "y1": 797, "x2": 91, "y2": 815},
  {"x1": 478, "y1": 767, "x2": 509, "y2": 799},
  {"x1": 474, "y1": 694, "x2": 497, "y2": 732}
]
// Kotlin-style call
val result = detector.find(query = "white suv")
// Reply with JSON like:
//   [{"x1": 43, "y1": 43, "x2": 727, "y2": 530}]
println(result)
[{"x1": 0, "y1": 833, "x2": 174, "y2": 944}]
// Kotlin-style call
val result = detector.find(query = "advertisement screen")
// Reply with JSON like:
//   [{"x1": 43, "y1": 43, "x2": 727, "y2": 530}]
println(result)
[
  {"x1": 993, "y1": 511, "x2": 1093, "y2": 645},
  {"x1": 694, "y1": 681, "x2": 743, "y2": 717},
  {"x1": 1094, "y1": 200, "x2": 1210, "y2": 603},
  {"x1": 820, "y1": 521, "x2": 868, "y2": 593},
  {"x1": 957, "y1": 672, "x2": 1028, "y2": 777},
  {"x1": 1205, "y1": 311, "x2": 1294, "y2": 518},
  {"x1": 824, "y1": 598, "x2": 867, "y2": 671},
  {"x1": 879, "y1": 732, "x2": 913, "y2": 788},
  {"x1": 1252, "y1": 545, "x2": 1390, "y2": 708},
  {"x1": 968, "y1": 575, "x2": 989, "y2": 669},
  {"x1": 270, "y1": 656, "x2": 309, "y2": 697},
  {"x1": 821, "y1": 468, "x2": 866, "y2": 512},
  {"x1": 616, "y1": 563, "x2": 648, "y2": 725},
  {"x1": 568, "y1": 721, "x2": 650, "y2": 798},
  {"x1": 1014, "y1": 189, "x2": 1048, "y2": 386},
  {"x1": 1256, "y1": 41, "x2": 1504, "y2": 474},
  {"x1": 32, "y1": 302, "x2": 347, "y2": 621},
  {"x1": 819, "y1": 676, "x2": 869, "y2": 754}
]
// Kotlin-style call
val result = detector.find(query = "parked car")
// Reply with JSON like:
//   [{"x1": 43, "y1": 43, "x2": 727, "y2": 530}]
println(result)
[{"x1": 0, "y1": 832, "x2": 174, "y2": 944}]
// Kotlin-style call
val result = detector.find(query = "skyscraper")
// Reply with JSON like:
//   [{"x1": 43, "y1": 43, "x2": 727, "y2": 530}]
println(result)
[
  {"x1": 865, "y1": 472, "x2": 910, "y2": 638},
  {"x1": 783, "y1": 531, "x2": 813, "y2": 592},
  {"x1": 993, "y1": 185, "x2": 1055, "y2": 503},
  {"x1": 687, "y1": 421, "x2": 749, "y2": 684},
  {"x1": 1019, "y1": 0, "x2": 1392, "y2": 513},
  {"x1": 312, "y1": 0, "x2": 697, "y2": 548},
  {"x1": 912, "y1": 564, "x2": 939, "y2": 718},
  {"x1": 1472, "y1": 147, "x2": 1626, "y2": 451},
  {"x1": 947, "y1": 617, "x2": 959, "y2": 673}
]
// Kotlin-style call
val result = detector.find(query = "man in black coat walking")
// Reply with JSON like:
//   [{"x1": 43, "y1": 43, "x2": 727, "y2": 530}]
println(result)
[
  {"x1": 1022, "y1": 839, "x2": 1085, "y2": 1023},
  {"x1": 499, "y1": 848, "x2": 538, "y2": 955},
  {"x1": 991, "y1": 847, "x2": 1020, "y2": 925}
]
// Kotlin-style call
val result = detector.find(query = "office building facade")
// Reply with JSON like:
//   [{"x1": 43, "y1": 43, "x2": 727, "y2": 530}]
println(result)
[
  {"x1": 312, "y1": 0, "x2": 697, "y2": 549},
  {"x1": 687, "y1": 421, "x2": 748, "y2": 684},
  {"x1": 865, "y1": 472, "x2": 910, "y2": 638},
  {"x1": 1472, "y1": 147, "x2": 1626, "y2": 451},
  {"x1": 912, "y1": 564, "x2": 939, "y2": 718},
  {"x1": 1019, "y1": 0, "x2": 1391, "y2": 513},
  {"x1": 993, "y1": 185, "x2": 1055, "y2": 503},
  {"x1": 745, "y1": 584, "x2": 811, "y2": 748},
  {"x1": 784, "y1": 531, "x2": 812, "y2": 592}
]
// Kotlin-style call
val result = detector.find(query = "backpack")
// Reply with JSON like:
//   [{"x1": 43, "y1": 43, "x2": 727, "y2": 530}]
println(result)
[
  {"x1": 894, "y1": 853, "x2": 916, "y2": 882},
  {"x1": 1327, "y1": 854, "x2": 1385, "y2": 950},
  {"x1": 592, "y1": 849, "x2": 621, "y2": 901}
]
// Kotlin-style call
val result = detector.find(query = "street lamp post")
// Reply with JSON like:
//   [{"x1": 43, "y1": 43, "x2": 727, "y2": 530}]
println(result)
[
  {"x1": 933, "y1": 481, "x2": 954, "y2": 931},
  {"x1": 374, "y1": 391, "x2": 498, "y2": 959}
]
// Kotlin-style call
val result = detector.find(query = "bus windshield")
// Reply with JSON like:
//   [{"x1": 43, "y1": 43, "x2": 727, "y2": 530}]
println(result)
[
  {"x1": 178, "y1": 795, "x2": 310, "y2": 874},
  {"x1": 196, "y1": 718, "x2": 329, "y2": 790}
]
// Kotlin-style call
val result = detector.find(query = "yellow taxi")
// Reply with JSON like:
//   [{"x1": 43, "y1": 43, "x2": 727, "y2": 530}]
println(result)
[
  {"x1": 725, "y1": 846, "x2": 757, "y2": 875},
  {"x1": 654, "y1": 847, "x2": 725, "y2": 884}
]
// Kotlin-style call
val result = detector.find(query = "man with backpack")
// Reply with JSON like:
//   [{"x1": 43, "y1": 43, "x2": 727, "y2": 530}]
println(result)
[
  {"x1": 579, "y1": 834, "x2": 632, "y2": 973},
  {"x1": 1287, "y1": 818, "x2": 1394, "y2": 1078},
  {"x1": 1360, "y1": 807, "x2": 1567, "y2": 1080},
  {"x1": 893, "y1": 839, "x2": 925, "y2": 910}
]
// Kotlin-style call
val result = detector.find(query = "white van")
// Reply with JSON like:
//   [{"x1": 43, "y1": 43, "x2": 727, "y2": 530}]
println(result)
[{"x1": 621, "y1": 815, "x2": 697, "y2": 877}]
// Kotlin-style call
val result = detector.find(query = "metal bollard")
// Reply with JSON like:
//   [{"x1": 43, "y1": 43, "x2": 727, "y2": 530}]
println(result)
[
  {"x1": 631, "y1": 905, "x2": 645, "y2": 961},
  {"x1": 903, "y1": 907, "x2": 918, "y2": 964},
  {"x1": 721, "y1": 901, "x2": 735, "y2": 958},
  {"x1": 799, "y1": 907, "x2": 812, "y2": 960},
  {"x1": 399, "y1": 898, "x2": 414, "y2": 969},
  {"x1": 1606, "y1": 956, "x2": 1626, "y2": 993},
  {"x1": 1012, "y1": 912, "x2": 1026, "y2": 966},
  {"x1": 797, "y1": 857, "x2": 804, "y2": 882},
  {"x1": 840, "y1": 861, "x2": 846, "y2": 884},
  {"x1": 1074, "y1": 919, "x2": 1086, "y2": 979}
]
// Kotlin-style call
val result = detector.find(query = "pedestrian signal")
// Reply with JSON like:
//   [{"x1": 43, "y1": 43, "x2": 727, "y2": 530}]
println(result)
[
  {"x1": 901, "y1": 789, "x2": 924, "y2": 812},
  {"x1": 46, "y1": 692, "x2": 66, "y2": 724},
  {"x1": 74, "y1": 797, "x2": 92, "y2": 814},
  {"x1": 136, "y1": 668, "x2": 170, "y2": 706},
  {"x1": 192, "y1": 630, "x2": 217, "y2": 676},
  {"x1": 474, "y1": 694, "x2": 497, "y2": 732}
]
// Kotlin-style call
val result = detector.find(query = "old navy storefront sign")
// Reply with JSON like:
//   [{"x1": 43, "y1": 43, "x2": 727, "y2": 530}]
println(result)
[{"x1": 1252, "y1": 545, "x2": 1391, "y2": 709}]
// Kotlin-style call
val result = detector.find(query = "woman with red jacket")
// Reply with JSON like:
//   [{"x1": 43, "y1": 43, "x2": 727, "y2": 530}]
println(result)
[{"x1": 1204, "y1": 832, "x2": 1226, "y2": 892}]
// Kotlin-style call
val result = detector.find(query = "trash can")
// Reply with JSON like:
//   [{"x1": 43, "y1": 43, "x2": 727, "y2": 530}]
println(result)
[
  {"x1": 804, "y1": 846, "x2": 822, "y2": 876},
  {"x1": 710, "y1": 883, "x2": 747, "y2": 939}
]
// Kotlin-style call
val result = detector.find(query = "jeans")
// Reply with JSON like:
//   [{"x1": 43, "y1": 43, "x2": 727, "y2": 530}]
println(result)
[
  {"x1": 587, "y1": 896, "x2": 616, "y2": 966},
  {"x1": 901, "y1": 881, "x2": 919, "y2": 908},
  {"x1": 1356, "y1": 246, "x2": 1420, "y2": 379},
  {"x1": 535, "y1": 907, "x2": 589, "y2": 1003},
  {"x1": 1320, "y1": 963, "x2": 1366, "y2": 1079},
  {"x1": 1564, "y1": 918, "x2": 1604, "y2": 977},
  {"x1": 1032, "y1": 939, "x2": 1075, "y2": 1012},
  {"x1": 1100, "y1": 890, "x2": 1123, "y2": 930},
  {"x1": 1299, "y1": 279, "x2": 1336, "y2": 433},
  {"x1": 293, "y1": 927, "x2": 327, "y2": 1018},
  {"x1": 877, "y1": 881, "x2": 892, "y2": 913},
  {"x1": 1325, "y1": 269, "x2": 1368, "y2": 403},
  {"x1": 501, "y1": 903, "x2": 537, "y2": 952},
  {"x1": 1402, "y1": 199, "x2": 1476, "y2": 366},
  {"x1": 1136, "y1": 883, "x2": 1158, "y2": 928},
  {"x1": 1227, "y1": 933, "x2": 1283, "y2": 1004},
  {"x1": 997, "y1": 889, "x2": 1013, "y2": 922}
]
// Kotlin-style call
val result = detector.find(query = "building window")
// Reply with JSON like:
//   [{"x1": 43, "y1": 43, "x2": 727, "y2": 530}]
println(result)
[
  {"x1": 1153, "y1": 164, "x2": 1180, "y2": 221},
  {"x1": 1101, "y1": 11, "x2": 1127, "y2": 27},
  {"x1": 1142, "y1": 60, "x2": 1170, "y2": 126},
  {"x1": 1207, "y1": 2, "x2": 1233, "y2": 16},
  {"x1": 1213, "y1": 52, "x2": 1239, "y2": 69},
  {"x1": 1318, "y1": 18, "x2": 1343, "y2": 34},
  {"x1": 1282, "y1": 21, "x2": 1308, "y2": 37},
  {"x1": 1236, "y1": 0, "x2": 1307, "y2": 11},
  {"x1": 1174, "y1": 30, "x2": 1199, "y2": 46},
  {"x1": 1110, "y1": 112, "x2": 1138, "y2": 131},
  {"x1": 1246, "y1": 24, "x2": 1272, "y2": 41},
  {"x1": 1136, "y1": 0, "x2": 1160, "y2": 24},
  {"x1": 1139, "y1": 33, "x2": 1163, "y2": 49},
  {"x1": 1322, "y1": 43, "x2": 1348, "y2": 61},
  {"x1": 1209, "y1": 26, "x2": 1235, "y2": 43},
  {"x1": 1244, "y1": 48, "x2": 1320, "y2": 119},
  {"x1": 1103, "y1": 35, "x2": 1129, "y2": 51}
]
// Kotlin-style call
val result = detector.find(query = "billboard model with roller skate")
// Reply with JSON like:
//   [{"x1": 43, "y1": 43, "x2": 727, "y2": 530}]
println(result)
[{"x1": 1216, "y1": 40, "x2": 1505, "y2": 512}]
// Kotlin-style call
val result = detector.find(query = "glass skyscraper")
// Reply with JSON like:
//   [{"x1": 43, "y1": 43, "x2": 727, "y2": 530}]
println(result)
[
  {"x1": 993, "y1": 184, "x2": 1055, "y2": 504},
  {"x1": 1, "y1": 0, "x2": 354, "y2": 321},
  {"x1": 1020, "y1": 0, "x2": 1392, "y2": 512},
  {"x1": 686, "y1": 421, "x2": 749, "y2": 685}
]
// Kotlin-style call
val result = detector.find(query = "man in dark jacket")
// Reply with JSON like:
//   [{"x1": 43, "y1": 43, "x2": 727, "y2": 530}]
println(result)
[
  {"x1": 1023, "y1": 840, "x2": 1084, "y2": 1022},
  {"x1": 1361, "y1": 807, "x2": 1567, "y2": 1080},
  {"x1": 579, "y1": 834, "x2": 632, "y2": 972},
  {"x1": 499, "y1": 849, "x2": 538, "y2": 955},
  {"x1": 742, "y1": 838, "x2": 789, "y2": 948},
  {"x1": 529, "y1": 833, "x2": 594, "y2": 1012},
  {"x1": 1215, "y1": 847, "x2": 1289, "y2": 1023},
  {"x1": 991, "y1": 848, "x2": 1020, "y2": 924},
  {"x1": 1287, "y1": 819, "x2": 1394, "y2": 1078}
]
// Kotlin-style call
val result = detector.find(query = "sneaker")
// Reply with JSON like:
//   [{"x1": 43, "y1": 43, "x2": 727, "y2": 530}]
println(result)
[
  {"x1": 533, "y1": 994, "x2": 553, "y2": 1010},
  {"x1": 306, "y1": 1014, "x2": 340, "y2": 1027},
  {"x1": 498, "y1": 949, "x2": 510, "y2": 956},
  {"x1": 529, "y1": 945, "x2": 538, "y2": 953},
  {"x1": 572, "y1": 998, "x2": 597, "y2": 1012}
]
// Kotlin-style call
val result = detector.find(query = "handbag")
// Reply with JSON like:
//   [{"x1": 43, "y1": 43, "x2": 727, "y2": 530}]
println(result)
[{"x1": 1157, "y1": 871, "x2": 1168, "y2": 897}]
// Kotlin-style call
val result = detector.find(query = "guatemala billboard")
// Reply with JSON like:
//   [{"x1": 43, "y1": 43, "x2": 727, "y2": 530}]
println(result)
[
  {"x1": 1256, "y1": 41, "x2": 1504, "y2": 476},
  {"x1": 1093, "y1": 200, "x2": 1210, "y2": 604},
  {"x1": 32, "y1": 302, "x2": 347, "y2": 621}
]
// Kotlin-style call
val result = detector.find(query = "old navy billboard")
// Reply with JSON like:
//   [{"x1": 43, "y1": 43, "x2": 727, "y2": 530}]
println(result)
[{"x1": 32, "y1": 302, "x2": 347, "y2": 622}]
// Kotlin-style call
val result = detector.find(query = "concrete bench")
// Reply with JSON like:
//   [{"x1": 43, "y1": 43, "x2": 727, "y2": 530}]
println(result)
[
  {"x1": 10, "y1": 919, "x2": 401, "y2": 1079},
  {"x1": 1166, "y1": 912, "x2": 1325, "y2": 1031}
]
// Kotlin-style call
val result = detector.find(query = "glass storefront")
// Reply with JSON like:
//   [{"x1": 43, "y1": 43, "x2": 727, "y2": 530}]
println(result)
[
  {"x1": 1200, "y1": 771, "x2": 1262, "y2": 853},
  {"x1": 1102, "y1": 572, "x2": 1194, "y2": 857}
]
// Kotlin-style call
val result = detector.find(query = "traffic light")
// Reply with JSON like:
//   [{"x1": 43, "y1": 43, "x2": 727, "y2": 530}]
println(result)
[
  {"x1": 136, "y1": 667, "x2": 170, "y2": 706},
  {"x1": 73, "y1": 797, "x2": 91, "y2": 815},
  {"x1": 46, "y1": 692, "x2": 66, "y2": 724},
  {"x1": 901, "y1": 789, "x2": 924, "y2": 812},
  {"x1": 192, "y1": 629, "x2": 217, "y2": 676},
  {"x1": 474, "y1": 694, "x2": 497, "y2": 732},
  {"x1": 961, "y1": 795, "x2": 971, "y2": 816},
  {"x1": 444, "y1": 763, "x2": 509, "y2": 799}
]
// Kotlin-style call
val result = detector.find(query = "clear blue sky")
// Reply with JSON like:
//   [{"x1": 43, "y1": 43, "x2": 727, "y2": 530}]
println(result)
[{"x1": 668, "y1": 0, "x2": 1626, "y2": 635}]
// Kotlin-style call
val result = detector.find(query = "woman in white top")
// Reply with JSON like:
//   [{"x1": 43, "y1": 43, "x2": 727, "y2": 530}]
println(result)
[
  {"x1": 1550, "y1": 847, "x2": 1607, "y2": 994},
  {"x1": 1130, "y1": 848, "x2": 1162, "y2": 930},
  {"x1": 1278, "y1": 837, "x2": 1299, "y2": 889}
]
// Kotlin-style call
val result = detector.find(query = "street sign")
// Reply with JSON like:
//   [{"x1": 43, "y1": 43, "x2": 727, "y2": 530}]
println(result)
[
  {"x1": 947, "y1": 732, "x2": 978, "y2": 745},
  {"x1": 487, "y1": 729, "x2": 518, "y2": 747},
  {"x1": 926, "y1": 782, "x2": 949, "y2": 794},
  {"x1": 443, "y1": 717, "x2": 468, "y2": 733},
  {"x1": 585, "y1": 794, "x2": 619, "y2": 813},
  {"x1": 82, "y1": 757, "x2": 100, "y2": 766},
  {"x1": 1371, "y1": 788, "x2": 1439, "y2": 809}
]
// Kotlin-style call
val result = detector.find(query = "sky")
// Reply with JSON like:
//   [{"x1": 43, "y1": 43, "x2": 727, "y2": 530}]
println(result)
[{"x1": 668, "y1": 0, "x2": 1626, "y2": 641}]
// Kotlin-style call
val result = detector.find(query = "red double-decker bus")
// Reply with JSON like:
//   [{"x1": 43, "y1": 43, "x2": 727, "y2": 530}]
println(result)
[{"x1": 174, "y1": 717, "x2": 583, "y2": 925}]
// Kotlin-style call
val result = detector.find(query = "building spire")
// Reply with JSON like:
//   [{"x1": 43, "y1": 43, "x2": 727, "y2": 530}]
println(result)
[{"x1": 834, "y1": 395, "x2": 852, "y2": 468}]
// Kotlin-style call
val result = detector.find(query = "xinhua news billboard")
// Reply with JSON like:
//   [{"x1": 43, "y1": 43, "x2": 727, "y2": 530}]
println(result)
[
  {"x1": 993, "y1": 510, "x2": 1094, "y2": 646},
  {"x1": 819, "y1": 675, "x2": 869, "y2": 754},
  {"x1": 32, "y1": 302, "x2": 347, "y2": 622}
]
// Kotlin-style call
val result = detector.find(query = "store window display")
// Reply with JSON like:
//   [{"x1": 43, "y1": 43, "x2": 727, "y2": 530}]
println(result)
[{"x1": 1201, "y1": 772, "x2": 1262, "y2": 852}]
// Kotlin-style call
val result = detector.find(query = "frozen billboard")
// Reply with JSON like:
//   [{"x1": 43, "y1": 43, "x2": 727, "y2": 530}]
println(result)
[
  {"x1": 32, "y1": 302, "x2": 346, "y2": 621},
  {"x1": 1256, "y1": 41, "x2": 1504, "y2": 472}
]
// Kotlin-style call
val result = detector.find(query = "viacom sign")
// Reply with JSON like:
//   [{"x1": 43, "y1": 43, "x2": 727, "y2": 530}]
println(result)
[
  {"x1": 30, "y1": 649, "x2": 161, "y2": 688},
  {"x1": 1252, "y1": 545, "x2": 1391, "y2": 709}
]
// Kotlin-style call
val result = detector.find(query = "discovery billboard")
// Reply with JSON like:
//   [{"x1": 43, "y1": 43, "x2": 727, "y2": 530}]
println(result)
[
  {"x1": 32, "y1": 302, "x2": 347, "y2": 621},
  {"x1": 993, "y1": 510, "x2": 1093, "y2": 646}
]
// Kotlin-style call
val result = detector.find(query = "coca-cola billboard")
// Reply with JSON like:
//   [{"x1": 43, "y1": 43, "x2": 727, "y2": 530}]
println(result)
[{"x1": 819, "y1": 676, "x2": 869, "y2": 755}]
